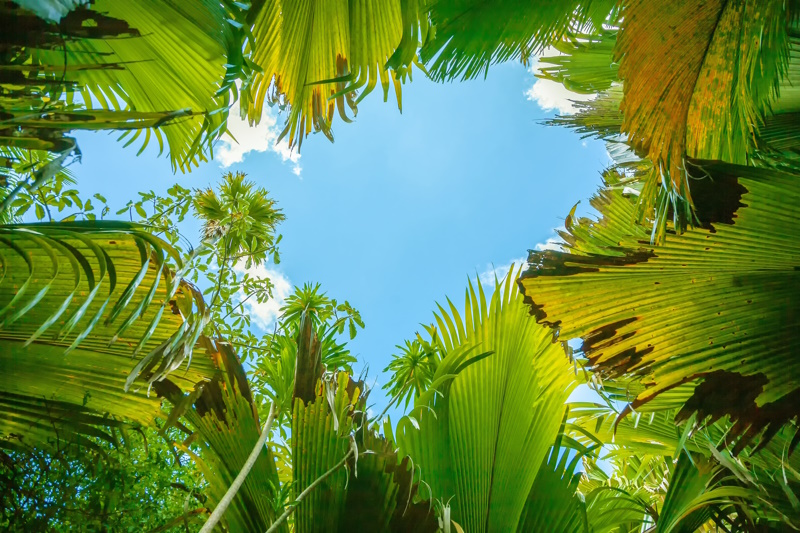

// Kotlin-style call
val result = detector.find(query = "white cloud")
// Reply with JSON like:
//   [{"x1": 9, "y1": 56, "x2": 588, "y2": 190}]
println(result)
[
  {"x1": 535, "y1": 226, "x2": 567, "y2": 253},
  {"x1": 232, "y1": 260, "x2": 292, "y2": 332},
  {"x1": 478, "y1": 257, "x2": 527, "y2": 286},
  {"x1": 535, "y1": 238, "x2": 566, "y2": 252},
  {"x1": 216, "y1": 103, "x2": 302, "y2": 177},
  {"x1": 525, "y1": 47, "x2": 596, "y2": 115},
  {"x1": 478, "y1": 232, "x2": 568, "y2": 287}
]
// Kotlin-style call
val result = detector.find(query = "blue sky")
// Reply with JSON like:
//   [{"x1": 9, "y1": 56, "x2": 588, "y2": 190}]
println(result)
[{"x1": 69, "y1": 60, "x2": 608, "y2": 413}]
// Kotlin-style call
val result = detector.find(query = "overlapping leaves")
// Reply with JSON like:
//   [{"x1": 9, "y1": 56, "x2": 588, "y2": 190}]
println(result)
[
  {"x1": 290, "y1": 372, "x2": 438, "y2": 532},
  {"x1": 0, "y1": 222, "x2": 215, "y2": 452},
  {"x1": 2, "y1": 0, "x2": 239, "y2": 171},
  {"x1": 543, "y1": 1, "x2": 800, "y2": 231},
  {"x1": 241, "y1": 0, "x2": 413, "y2": 149},
  {"x1": 164, "y1": 338, "x2": 286, "y2": 533},
  {"x1": 520, "y1": 161, "x2": 800, "y2": 453},
  {"x1": 418, "y1": 0, "x2": 618, "y2": 82}
]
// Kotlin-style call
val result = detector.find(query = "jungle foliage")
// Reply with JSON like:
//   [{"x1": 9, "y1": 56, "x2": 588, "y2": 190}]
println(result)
[{"x1": 2, "y1": 0, "x2": 800, "y2": 532}]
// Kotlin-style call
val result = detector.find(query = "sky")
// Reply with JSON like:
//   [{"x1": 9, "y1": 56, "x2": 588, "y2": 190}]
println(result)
[{"x1": 68, "y1": 60, "x2": 609, "y2": 414}]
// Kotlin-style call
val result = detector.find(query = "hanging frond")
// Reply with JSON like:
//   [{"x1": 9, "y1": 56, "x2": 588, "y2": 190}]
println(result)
[
  {"x1": 2, "y1": 1, "x2": 240, "y2": 171},
  {"x1": 615, "y1": 0, "x2": 793, "y2": 205},
  {"x1": 537, "y1": 29, "x2": 619, "y2": 95},
  {"x1": 419, "y1": 0, "x2": 619, "y2": 82},
  {"x1": 242, "y1": 0, "x2": 411, "y2": 150},
  {"x1": 548, "y1": 87, "x2": 625, "y2": 142}
]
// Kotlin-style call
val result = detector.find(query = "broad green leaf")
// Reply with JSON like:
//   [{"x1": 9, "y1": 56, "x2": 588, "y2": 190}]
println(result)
[
  {"x1": 520, "y1": 161, "x2": 800, "y2": 453},
  {"x1": 396, "y1": 267, "x2": 576, "y2": 531}
]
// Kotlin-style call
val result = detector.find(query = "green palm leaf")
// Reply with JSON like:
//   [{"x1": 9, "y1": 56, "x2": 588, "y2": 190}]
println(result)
[
  {"x1": 243, "y1": 0, "x2": 411, "y2": 149},
  {"x1": 290, "y1": 372, "x2": 438, "y2": 532},
  {"x1": 519, "y1": 161, "x2": 800, "y2": 453},
  {"x1": 0, "y1": 221, "x2": 214, "y2": 452},
  {"x1": 395, "y1": 268, "x2": 576, "y2": 531},
  {"x1": 517, "y1": 424, "x2": 591, "y2": 533},
  {"x1": 419, "y1": 0, "x2": 618, "y2": 82},
  {"x1": 3, "y1": 1, "x2": 239, "y2": 171},
  {"x1": 572, "y1": 401, "x2": 800, "y2": 529},
  {"x1": 536, "y1": 29, "x2": 619, "y2": 96},
  {"x1": 656, "y1": 452, "x2": 750, "y2": 533},
  {"x1": 169, "y1": 339, "x2": 286, "y2": 533}
]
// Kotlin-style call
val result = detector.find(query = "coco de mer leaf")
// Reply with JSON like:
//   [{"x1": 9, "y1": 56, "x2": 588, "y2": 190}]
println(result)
[
  {"x1": 396, "y1": 269, "x2": 576, "y2": 531},
  {"x1": 419, "y1": 0, "x2": 618, "y2": 82},
  {"x1": 519, "y1": 161, "x2": 800, "y2": 453},
  {"x1": 290, "y1": 371, "x2": 437, "y2": 533},
  {"x1": 3, "y1": 0, "x2": 237, "y2": 172},
  {"x1": 168, "y1": 338, "x2": 286, "y2": 533},
  {"x1": 615, "y1": 0, "x2": 793, "y2": 200},
  {"x1": 243, "y1": 0, "x2": 408, "y2": 150}
]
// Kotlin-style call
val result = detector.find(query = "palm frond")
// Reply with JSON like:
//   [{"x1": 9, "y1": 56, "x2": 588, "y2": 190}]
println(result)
[
  {"x1": 537, "y1": 30, "x2": 618, "y2": 95},
  {"x1": 519, "y1": 161, "x2": 800, "y2": 453},
  {"x1": 0, "y1": 222, "x2": 214, "y2": 452},
  {"x1": 419, "y1": 0, "x2": 618, "y2": 82},
  {"x1": 657, "y1": 452, "x2": 751, "y2": 532},
  {"x1": 517, "y1": 426, "x2": 590, "y2": 532},
  {"x1": 395, "y1": 267, "x2": 576, "y2": 530},
  {"x1": 2, "y1": 1, "x2": 239, "y2": 171},
  {"x1": 615, "y1": 0, "x2": 792, "y2": 203},
  {"x1": 243, "y1": 0, "x2": 410, "y2": 150},
  {"x1": 291, "y1": 371, "x2": 438, "y2": 532},
  {"x1": 168, "y1": 339, "x2": 286, "y2": 533},
  {"x1": 548, "y1": 87, "x2": 624, "y2": 142}
]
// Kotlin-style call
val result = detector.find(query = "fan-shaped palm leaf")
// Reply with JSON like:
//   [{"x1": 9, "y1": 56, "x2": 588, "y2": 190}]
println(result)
[
  {"x1": 536, "y1": 29, "x2": 619, "y2": 95},
  {"x1": 614, "y1": 0, "x2": 794, "y2": 201},
  {"x1": 542, "y1": 6, "x2": 800, "y2": 234},
  {"x1": 517, "y1": 422, "x2": 591, "y2": 533},
  {"x1": 519, "y1": 161, "x2": 800, "y2": 453},
  {"x1": 290, "y1": 371, "x2": 438, "y2": 532},
  {"x1": 167, "y1": 338, "x2": 286, "y2": 533},
  {"x1": 242, "y1": 0, "x2": 411, "y2": 150},
  {"x1": 418, "y1": 0, "x2": 618, "y2": 82},
  {"x1": 395, "y1": 268, "x2": 576, "y2": 531}
]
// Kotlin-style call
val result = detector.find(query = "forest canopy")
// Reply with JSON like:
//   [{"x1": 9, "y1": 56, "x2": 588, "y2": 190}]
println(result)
[{"x1": 1, "y1": 1, "x2": 799, "y2": 532}]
